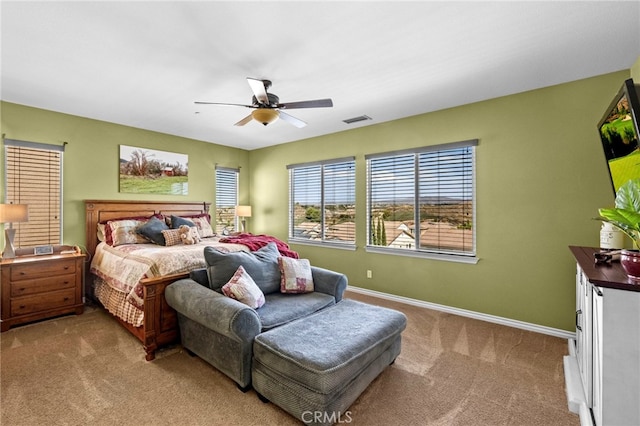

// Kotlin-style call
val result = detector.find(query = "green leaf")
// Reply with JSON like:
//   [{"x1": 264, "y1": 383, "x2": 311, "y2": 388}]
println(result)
[
  {"x1": 597, "y1": 179, "x2": 640, "y2": 248},
  {"x1": 598, "y1": 208, "x2": 640, "y2": 230},
  {"x1": 615, "y1": 178, "x2": 640, "y2": 211}
]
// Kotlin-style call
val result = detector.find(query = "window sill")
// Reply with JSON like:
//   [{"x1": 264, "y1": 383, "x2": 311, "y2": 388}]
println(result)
[
  {"x1": 365, "y1": 246, "x2": 479, "y2": 264},
  {"x1": 288, "y1": 239, "x2": 357, "y2": 251}
]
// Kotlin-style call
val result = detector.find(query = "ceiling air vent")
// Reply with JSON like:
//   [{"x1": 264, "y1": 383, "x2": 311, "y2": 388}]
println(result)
[{"x1": 343, "y1": 115, "x2": 372, "y2": 124}]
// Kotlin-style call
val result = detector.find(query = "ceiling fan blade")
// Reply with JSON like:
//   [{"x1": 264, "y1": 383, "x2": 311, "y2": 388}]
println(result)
[
  {"x1": 234, "y1": 114, "x2": 254, "y2": 126},
  {"x1": 195, "y1": 101, "x2": 255, "y2": 108},
  {"x1": 279, "y1": 98, "x2": 333, "y2": 109},
  {"x1": 278, "y1": 111, "x2": 307, "y2": 128},
  {"x1": 247, "y1": 78, "x2": 269, "y2": 105}
]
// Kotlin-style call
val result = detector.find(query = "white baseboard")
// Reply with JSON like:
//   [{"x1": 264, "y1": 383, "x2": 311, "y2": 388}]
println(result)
[{"x1": 346, "y1": 285, "x2": 576, "y2": 340}]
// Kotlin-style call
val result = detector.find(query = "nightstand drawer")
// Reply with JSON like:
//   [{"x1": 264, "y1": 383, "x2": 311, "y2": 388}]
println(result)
[
  {"x1": 10, "y1": 288, "x2": 76, "y2": 316},
  {"x1": 10, "y1": 258, "x2": 77, "y2": 281},
  {"x1": 10, "y1": 274, "x2": 76, "y2": 297}
]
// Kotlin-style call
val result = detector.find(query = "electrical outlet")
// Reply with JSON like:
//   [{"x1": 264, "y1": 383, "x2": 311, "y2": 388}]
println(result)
[{"x1": 366, "y1": 270, "x2": 372, "y2": 279}]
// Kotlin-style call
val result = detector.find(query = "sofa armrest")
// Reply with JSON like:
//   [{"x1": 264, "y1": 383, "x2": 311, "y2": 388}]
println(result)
[
  {"x1": 165, "y1": 278, "x2": 261, "y2": 342},
  {"x1": 311, "y1": 266, "x2": 348, "y2": 302}
]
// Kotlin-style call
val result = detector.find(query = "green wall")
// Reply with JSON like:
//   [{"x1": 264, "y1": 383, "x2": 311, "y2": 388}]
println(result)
[
  {"x1": 249, "y1": 70, "x2": 632, "y2": 331},
  {"x1": 1, "y1": 68, "x2": 635, "y2": 332},
  {"x1": 632, "y1": 56, "x2": 640, "y2": 82},
  {"x1": 0, "y1": 103, "x2": 250, "y2": 246}
]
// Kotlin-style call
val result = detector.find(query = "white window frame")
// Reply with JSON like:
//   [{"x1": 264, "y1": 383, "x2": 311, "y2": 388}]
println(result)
[
  {"x1": 288, "y1": 157, "x2": 356, "y2": 249},
  {"x1": 366, "y1": 140, "x2": 478, "y2": 264}
]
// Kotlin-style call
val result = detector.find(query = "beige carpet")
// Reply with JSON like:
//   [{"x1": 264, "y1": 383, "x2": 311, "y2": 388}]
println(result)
[{"x1": 1, "y1": 291, "x2": 579, "y2": 425}]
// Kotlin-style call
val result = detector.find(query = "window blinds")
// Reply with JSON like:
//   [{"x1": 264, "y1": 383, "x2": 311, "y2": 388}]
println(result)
[
  {"x1": 367, "y1": 140, "x2": 476, "y2": 256},
  {"x1": 215, "y1": 167, "x2": 238, "y2": 234},
  {"x1": 4, "y1": 140, "x2": 64, "y2": 247},
  {"x1": 288, "y1": 157, "x2": 355, "y2": 244}
]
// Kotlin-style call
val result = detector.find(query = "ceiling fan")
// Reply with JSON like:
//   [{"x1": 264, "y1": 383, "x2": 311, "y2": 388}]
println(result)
[{"x1": 195, "y1": 77, "x2": 333, "y2": 128}]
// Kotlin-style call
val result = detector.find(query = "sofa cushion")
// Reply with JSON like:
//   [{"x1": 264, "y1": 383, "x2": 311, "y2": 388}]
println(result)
[
  {"x1": 279, "y1": 257, "x2": 314, "y2": 294},
  {"x1": 221, "y1": 265, "x2": 265, "y2": 309},
  {"x1": 257, "y1": 292, "x2": 335, "y2": 331},
  {"x1": 204, "y1": 242, "x2": 281, "y2": 294},
  {"x1": 189, "y1": 268, "x2": 209, "y2": 288}
]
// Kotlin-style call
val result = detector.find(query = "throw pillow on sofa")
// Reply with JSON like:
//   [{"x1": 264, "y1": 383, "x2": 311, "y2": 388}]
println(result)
[
  {"x1": 278, "y1": 256, "x2": 314, "y2": 294},
  {"x1": 204, "y1": 242, "x2": 281, "y2": 294},
  {"x1": 221, "y1": 265, "x2": 265, "y2": 309}
]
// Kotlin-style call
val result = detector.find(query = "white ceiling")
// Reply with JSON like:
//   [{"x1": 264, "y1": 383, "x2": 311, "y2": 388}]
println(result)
[{"x1": 2, "y1": 1, "x2": 639, "y2": 151}]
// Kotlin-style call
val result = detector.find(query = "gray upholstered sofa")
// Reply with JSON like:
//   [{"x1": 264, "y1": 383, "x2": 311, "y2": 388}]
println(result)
[{"x1": 165, "y1": 242, "x2": 348, "y2": 391}]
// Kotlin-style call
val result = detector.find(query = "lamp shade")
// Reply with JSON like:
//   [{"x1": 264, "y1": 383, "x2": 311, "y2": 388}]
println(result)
[
  {"x1": 252, "y1": 109, "x2": 279, "y2": 126},
  {"x1": 0, "y1": 204, "x2": 29, "y2": 223},
  {"x1": 235, "y1": 205, "x2": 252, "y2": 217}
]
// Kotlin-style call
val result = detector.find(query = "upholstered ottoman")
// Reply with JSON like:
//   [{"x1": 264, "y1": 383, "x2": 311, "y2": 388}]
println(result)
[{"x1": 252, "y1": 299, "x2": 407, "y2": 425}]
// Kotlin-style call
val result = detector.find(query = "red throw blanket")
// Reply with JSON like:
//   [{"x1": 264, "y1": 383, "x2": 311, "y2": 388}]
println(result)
[{"x1": 220, "y1": 233, "x2": 299, "y2": 258}]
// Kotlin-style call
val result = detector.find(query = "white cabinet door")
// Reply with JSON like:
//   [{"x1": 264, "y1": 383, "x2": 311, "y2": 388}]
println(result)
[
  {"x1": 591, "y1": 286, "x2": 603, "y2": 426},
  {"x1": 592, "y1": 284, "x2": 640, "y2": 426},
  {"x1": 576, "y1": 266, "x2": 592, "y2": 405}
]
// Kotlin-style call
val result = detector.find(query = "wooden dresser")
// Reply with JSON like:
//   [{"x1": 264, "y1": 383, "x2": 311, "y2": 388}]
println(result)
[{"x1": 1, "y1": 252, "x2": 85, "y2": 332}]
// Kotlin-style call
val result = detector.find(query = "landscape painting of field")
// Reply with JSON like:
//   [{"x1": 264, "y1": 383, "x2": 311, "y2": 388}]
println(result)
[{"x1": 119, "y1": 145, "x2": 188, "y2": 195}]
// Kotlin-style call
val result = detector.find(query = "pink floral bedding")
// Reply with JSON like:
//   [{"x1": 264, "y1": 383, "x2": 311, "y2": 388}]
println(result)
[{"x1": 90, "y1": 238, "x2": 248, "y2": 323}]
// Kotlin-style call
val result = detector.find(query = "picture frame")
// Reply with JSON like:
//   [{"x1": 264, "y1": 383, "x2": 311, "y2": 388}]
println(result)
[
  {"x1": 119, "y1": 145, "x2": 189, "y2": 195},
  {"x1": 34, "y1": 245, "x2": 54, "y2": 256}
]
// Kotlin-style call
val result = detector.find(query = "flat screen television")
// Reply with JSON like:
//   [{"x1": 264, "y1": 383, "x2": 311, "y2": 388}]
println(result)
[{"x1": 598, "y1": 78, "x2": 640, "y2": 195}]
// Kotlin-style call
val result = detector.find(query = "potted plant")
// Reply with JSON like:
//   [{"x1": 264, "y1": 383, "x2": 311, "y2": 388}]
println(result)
[{"x1": 597, "y1": 178, "x2": 640, "y2": 279}]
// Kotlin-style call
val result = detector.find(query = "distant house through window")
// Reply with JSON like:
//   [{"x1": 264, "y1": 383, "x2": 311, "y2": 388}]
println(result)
[
  {"x1": 366, "y1": 140, "x2": 477, "y2": 263},
  {"x1": 288, "y1": 157, "x2": 356, "y2": 247},
  {"x1": 215, "y1": 166, "x2": 238, "y2": 235},
  {"x1": 3, "y1": 139, "x2": 64, "y2": 247}
]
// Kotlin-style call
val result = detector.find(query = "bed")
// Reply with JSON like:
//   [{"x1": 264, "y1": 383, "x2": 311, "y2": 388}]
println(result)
[{"x1": 85, "y1": 200, "x2": 252, "y2": 360}]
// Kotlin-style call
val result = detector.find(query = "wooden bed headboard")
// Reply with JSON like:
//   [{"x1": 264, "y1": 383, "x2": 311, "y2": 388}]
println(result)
[{"x1": 84, "y1": 200, "x2": 212, "y2": 258}]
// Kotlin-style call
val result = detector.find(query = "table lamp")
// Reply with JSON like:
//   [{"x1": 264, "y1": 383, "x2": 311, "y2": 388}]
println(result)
[
  {"x1": 0, "y1": 204, "x2": 29, "y2": 259},
  {"x1": 235, "y1": 205, "x2": 252, "y2": 233}
]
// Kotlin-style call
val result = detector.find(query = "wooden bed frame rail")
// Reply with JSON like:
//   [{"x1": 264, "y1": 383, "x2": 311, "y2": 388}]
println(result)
[{"x1": 85, "y1": 200, "x2": 211, "y2": 360}]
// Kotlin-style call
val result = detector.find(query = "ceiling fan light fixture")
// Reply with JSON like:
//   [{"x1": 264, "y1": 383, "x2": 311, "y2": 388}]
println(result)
[{"x1": 252, "y1": 109, "x2": 279, "y2": 126}]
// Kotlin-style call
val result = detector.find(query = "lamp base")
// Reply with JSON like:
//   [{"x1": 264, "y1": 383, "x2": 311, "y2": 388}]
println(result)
[{"x1": 2, "y1": 228, "x2": 17, "y2": 259}]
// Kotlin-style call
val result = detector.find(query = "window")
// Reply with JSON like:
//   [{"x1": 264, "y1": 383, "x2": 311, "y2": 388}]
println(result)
[
  {"x1": 366, "y1": 140, "x2": 477, "y2": 262},
  {"x1": 288, "y1": 157, "x2": 355, "y2": 246},
  {"x1": 4, "y1": 139, "x2": 64, "y2": 247},
  {"x1": 215, "y1": 166, "x2": 238, "y2": 235}
]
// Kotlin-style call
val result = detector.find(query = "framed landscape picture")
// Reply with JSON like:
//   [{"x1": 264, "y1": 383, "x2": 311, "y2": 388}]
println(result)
[{"x1": 119, "y1": 145, "x2": 188, "y2": 195}]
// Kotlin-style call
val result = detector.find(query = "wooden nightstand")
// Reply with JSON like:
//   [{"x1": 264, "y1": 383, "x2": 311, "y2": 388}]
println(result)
[{"x1": 1, "y1": 252, "x2": 85, "y2": 332}]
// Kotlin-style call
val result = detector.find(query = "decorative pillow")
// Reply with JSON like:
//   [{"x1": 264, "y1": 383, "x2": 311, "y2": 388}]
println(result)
[
  {"x1": 161, "y1": 228, "x2": 183, "y2": 246},
  {"x1": 221, "y1": 265, "x2": 265, "y2": 309},
  {"x1": 104, "y1": 218, "x2": 149, "y2": 246},
  {"x1": 278, "y1": 257, "x2": 314, "y2": 294},
  {"x1": 97, "y1": 223, "x2": 106, "y2": 242},
  {"x1": 190, "y1": 216, "x2": 215, "y2": 238},
  {"x1": 170, "y1": 214, "x2": 215, "y2": 238},
  {"x1": 136, "y1": 216, "x2": 170, "y2": 245},
  {"x1": 204, "y1": 242, "x2": 281, "y2": 294},
  {"x1": 169, "y1": 215, "x2": 195, "y2": 228}
]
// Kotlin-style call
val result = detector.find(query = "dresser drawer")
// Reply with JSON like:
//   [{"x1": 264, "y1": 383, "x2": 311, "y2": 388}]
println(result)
[
  {"x1": 10, "y1": 258, "x2": 77, "y2": 281},
  {"x1": 10, "y1": 274, "x2": 76, "y2": 297},
  {"x1": 10, "y1": 288, "x2": 76, "y2": 316}
]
